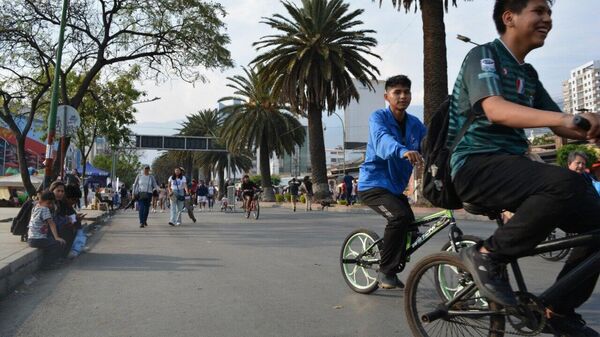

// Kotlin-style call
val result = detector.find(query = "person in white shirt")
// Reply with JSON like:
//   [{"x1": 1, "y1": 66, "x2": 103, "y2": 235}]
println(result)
[{"x1": 167, "y1": 167, "x2": 188, "y2": 226}]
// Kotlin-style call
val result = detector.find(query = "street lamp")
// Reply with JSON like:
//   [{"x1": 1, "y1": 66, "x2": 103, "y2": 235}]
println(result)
[
  {"x1": 456, "y1": 34, "x2": 480, "y2": 46},
  {"x1": 331, "y1": 112, "x2": 346, "y2": 174}
]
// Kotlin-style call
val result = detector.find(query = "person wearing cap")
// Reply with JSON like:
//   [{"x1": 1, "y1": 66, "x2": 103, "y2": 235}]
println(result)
[{"x1": 133, "y1": 165, "x2": 158, "y2": 228}]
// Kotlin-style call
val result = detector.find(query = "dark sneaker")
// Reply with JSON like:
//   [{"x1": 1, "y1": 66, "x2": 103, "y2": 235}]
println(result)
[
  {"x1": 140, "y1": 223, "x2": 144, "y2": 228},
  {"x1": 168, "y1": 222, "x2": 175, "y2": 226},
  {"x1": 377, "y1": 272, "x2": 405, "y2": 289},
  {"x1": 547, "y1": 313, "x2": 599, "y2": 337},
  {"x1": 459, "y1": 245, "x2": 517, "y2": 307}
]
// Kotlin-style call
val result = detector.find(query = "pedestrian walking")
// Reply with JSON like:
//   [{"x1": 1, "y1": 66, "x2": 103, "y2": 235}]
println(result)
[
  {"x1": 289, "y1": 177, "x2": 301, "y2": 212},
  {"x1": 300, "y1": 176, "x2": 313, "y2": 211},
  {"x1": 132, "y1": 165, "x2": 158, "y2": 228},
  {"x1": 158, "y1": 183, "x2": 167, "y2": 212},
  {"x1": 168, "y1": 167, "x2": 188, "y2": 226},
  {"x1": 343, "y1": 173, "x2": 353, "y2": 205},
  {"x1": 179, "y1": 168, "x2": 197, "y2": 223},
  {"x1": 197, "y1": 180, "x2": 209, "y2": 211},
  {"x1": 207, "y1": 181, "x2": 216, "y2": 210}
]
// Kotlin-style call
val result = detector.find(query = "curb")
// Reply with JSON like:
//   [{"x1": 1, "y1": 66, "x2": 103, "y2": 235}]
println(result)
[{"x1": 0, "y1": 210, "x2": 111, "y2": 300}]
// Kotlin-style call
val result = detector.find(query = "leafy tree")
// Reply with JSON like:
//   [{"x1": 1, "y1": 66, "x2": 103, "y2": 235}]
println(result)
[
  {"x1": 73, "y1": 67, "x2": 143, "y2": 181},
  {"x1": 250, "y1": 175, "x2": 281, "y2": 187},
  {"x1": 220, "y1": 66, "x2": 305, "y2": 201},
  {"x1": 531, "y1": 133, "x2": 555, "y2": 146},
  {"x1": 0, "y1": 0, "x2": 233, "y2": 193},
  {"x1": 378, "y1": 0, "x2": 467, "y2": 125},
  {"x1": 556, "y1": 144, "x2": 598, "y2": 169},
  {"x1": 253, "y1": 0, "x2": 380, "y2": 200},
  {"x1": 92, "y1": 151, "x2": 141, "y2": 187}
]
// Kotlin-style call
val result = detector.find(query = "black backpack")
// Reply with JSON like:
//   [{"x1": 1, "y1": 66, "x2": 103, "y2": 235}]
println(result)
[
  {"x1": 422, "y1": 97, "x2": 475, "y2": 209},
  {"x1": 11, "y1": 199, "x2": 34, "y2": 241}
]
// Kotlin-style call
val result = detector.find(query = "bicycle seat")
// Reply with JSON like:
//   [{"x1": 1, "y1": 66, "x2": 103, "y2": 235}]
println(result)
[{"x1": 462, "y1": 203, "x2": 502, "y2": 220}]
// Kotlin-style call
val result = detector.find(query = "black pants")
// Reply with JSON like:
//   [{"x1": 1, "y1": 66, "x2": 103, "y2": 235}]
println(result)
[
  {"x1": 454, "y1": 153, "x2": 600, "y2": 314},
  {"x1": 29, "y1": 238, "x2": 62, "y2": 267},
  {"x1": 359, "y1": 188, "x2": 415, "y2": 275}
]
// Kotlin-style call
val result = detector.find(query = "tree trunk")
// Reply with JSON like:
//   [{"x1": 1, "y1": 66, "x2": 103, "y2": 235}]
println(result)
[
  {"x1": 217, "y1": 167, "x2": 226, "y2": 199},
  {"x1": 258, "y1": 144, "x2": 275, "y2": 202},
  {"x1": 307, "y1": 105, "x2": 329, "y2": 201},
  {"x1": 16, "y1": 137, "x2": 36, "y2": 196},
  {"x1": 421, "y1": 1, "x2": 448, "y2": 126}
]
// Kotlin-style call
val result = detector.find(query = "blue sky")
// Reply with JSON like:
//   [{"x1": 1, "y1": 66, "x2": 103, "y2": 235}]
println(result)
[{"x1": 132, "y1": 0, "x2": 600, "y2": 159}]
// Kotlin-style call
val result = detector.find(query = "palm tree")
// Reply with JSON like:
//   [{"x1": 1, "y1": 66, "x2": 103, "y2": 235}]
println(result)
[
  {"x1": 253, "y1": 0, "x2": 380, "y2": 200},
  {"x1": 219, "y1": 66, "x2": 306, "y2": 201},
  {"x1": 378, "y1": 0, "x2": 461, "y2": 125},
  {"x1": 178, "y1": 109, "x2": 253, "y2": 197}
]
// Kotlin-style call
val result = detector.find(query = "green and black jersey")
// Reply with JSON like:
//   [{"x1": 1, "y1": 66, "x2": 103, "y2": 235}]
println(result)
[{"x1": 447, "y1": 38, "x2": 560, "y2": 177}]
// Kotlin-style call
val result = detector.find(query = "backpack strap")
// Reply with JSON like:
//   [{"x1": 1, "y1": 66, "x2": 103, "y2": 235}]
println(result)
[{"x1": 450, "y1": 44, "x2": 502, "y2": 152}]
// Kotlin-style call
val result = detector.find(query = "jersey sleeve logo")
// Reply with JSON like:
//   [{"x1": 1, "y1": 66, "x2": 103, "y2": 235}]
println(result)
[{"x1": 480, "y1": 58, "x2": 496, "y2": 72}]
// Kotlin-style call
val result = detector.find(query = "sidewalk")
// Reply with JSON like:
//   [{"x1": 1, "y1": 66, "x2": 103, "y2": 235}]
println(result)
[
  {"x1": 0, "y1": 207, "x2": 110, "y2": 299},
  {"x1": 260, "y1": 201, "x2": 490, "y2": 221}
]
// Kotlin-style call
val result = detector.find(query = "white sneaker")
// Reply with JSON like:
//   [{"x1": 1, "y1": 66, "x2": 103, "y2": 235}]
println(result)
[
  {"x1": 175, "y1": 222, "x2": 181, "y2": 226},
  {"x1": 152, "y1": 208, "x2": 156, "y2": 213}
]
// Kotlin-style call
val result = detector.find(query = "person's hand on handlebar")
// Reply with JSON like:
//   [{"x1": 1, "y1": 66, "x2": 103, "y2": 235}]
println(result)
[
  {"x1": 403, "y1": 151, "x2": 424, "y2": 167},
  {"x1": 567, "y1": 112, "x2": 600, "y2": 141}
]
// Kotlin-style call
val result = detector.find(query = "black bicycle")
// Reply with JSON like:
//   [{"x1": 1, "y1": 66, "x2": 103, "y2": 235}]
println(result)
[
  {"x1": 340, "y1": 210, "x2": 481, "y2": 294},
  {"x1": 404, "y1": 207, "x2": 600, "y2": 337},
  {"x1": 539, "y1": 229, "x2": 572, "y2": 261}
]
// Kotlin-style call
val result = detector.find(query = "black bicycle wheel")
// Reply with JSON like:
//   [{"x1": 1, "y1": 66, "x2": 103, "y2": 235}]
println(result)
[
  {"x1": 340, "y1": 229, "x2": 382, "y2": 294},
  {"x1": 405, "y1": 252, "x2": 505, "y2": 337},
  {"x1": 253, "y1": 201, "x2": 260, "y2": 220}
]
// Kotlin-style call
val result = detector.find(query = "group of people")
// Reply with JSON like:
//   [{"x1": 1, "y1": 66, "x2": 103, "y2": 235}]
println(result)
[
  {"x1": 26, "y1": 181, "x2": 88, "y2": 270},
  {"x1": 286, "y1": 176, "x2": 313, "y2": 212},
  {"x1": 356, "y1": 1, "x2": 599, "y2": 335},
  {"x1": 131, "y1": 166, "x2": 219, "y2": 228}
]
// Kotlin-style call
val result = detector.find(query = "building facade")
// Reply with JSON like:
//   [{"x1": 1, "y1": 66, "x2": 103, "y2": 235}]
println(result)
[{"x1": 563, "y1": 60, "x2": 600, "y2": 114}]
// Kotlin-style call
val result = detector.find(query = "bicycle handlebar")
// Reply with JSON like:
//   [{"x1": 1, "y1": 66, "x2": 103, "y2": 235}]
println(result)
[{"x1": 573, "y1": 115, "x2": 591, "y2": 131}]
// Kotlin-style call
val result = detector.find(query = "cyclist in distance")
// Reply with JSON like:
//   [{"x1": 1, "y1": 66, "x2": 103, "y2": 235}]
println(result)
[
  {"x1": 357, "y1": 75, "x2": 427, "y2": 289},
  {"x1": 448, "y1": 1, "x2": 600, "y2": 335},
  {"x1": 240, "y1": 175, "x2": 258, "y2": 211}
]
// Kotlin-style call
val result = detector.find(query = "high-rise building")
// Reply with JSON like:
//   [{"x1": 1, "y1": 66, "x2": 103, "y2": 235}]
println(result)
[{"x1": 562, "y1": 60, "x2": 600, "y2": 114}]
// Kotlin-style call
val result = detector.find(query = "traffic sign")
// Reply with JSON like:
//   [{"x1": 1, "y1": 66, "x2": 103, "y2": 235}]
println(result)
[{"x1": 53, "y1": 105, "x2": 81, "y2": 137}]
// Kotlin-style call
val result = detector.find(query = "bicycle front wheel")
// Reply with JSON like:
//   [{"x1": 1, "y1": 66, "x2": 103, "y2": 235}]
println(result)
[
  {"x1": 253, "y1": 201, "x2": 260, "y2": 219},
  {"x1": 405, "y1": 252, "x2": 505, "y2": 337},
  {"x1": 340, "y1": 229, "x2": 382, "y2": 294}
]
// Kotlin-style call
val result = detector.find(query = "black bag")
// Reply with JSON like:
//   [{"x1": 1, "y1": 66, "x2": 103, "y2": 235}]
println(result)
[
  {"x1": 11, "y1": 199, "x2": 34, "y2": 241},
  {"x1": 422, "y1": 44, "x2": 503, "y2": 209},
  {"x1": 176, "y1": 194, "x2": 186, "y2": 202},
  {"x1": 422, "y1": 97, "x2": 475, "y2": 209}
]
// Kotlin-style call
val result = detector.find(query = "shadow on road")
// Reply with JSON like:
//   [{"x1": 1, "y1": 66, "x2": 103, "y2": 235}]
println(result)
[{"x1": 74, "y1": 253, "x2": 223, "y2": 272}]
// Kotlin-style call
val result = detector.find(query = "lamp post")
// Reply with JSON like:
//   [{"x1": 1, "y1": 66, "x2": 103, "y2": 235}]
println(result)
[
  {"x1": 43, "y1": 0, "x2": 70, "y2": 188},
  {"x1": 331, "y1": 112, "x2": 346, "y2": 174},
  {"x1": 456, "y1": 34, "x2": 480, "y2": 46}
]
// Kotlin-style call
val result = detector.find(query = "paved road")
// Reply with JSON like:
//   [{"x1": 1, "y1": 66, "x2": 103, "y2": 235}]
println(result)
[{"x1": 0, "y1": 208, "x2": 598, "y2": 337}]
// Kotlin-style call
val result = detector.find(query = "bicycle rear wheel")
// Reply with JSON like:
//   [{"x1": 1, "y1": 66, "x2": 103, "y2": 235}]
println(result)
[
  {"x1": 340, "y1": 229, "x2": 382, "y2": 294},
  {"x1": 405, "y1": 252, "x2": 505, "y2": 337}
]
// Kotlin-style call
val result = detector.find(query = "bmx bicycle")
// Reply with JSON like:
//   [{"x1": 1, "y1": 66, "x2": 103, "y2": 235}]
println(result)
[
  {"x1": 244, "y1": 189, "x2": 261, "y2": 220},
  {"x1": 538, "y1": 229, "x2": 572, "y2": 261},
  {"x1": 340, "y1": 209, "x2": 481, "y2": 294},
  {"x1": 404, "y1": 206, "x2": 600, "y2": 337}
]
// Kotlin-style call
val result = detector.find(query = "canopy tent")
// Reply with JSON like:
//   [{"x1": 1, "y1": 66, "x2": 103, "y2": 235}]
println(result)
[
  {"x1": 77, "y1": 162, "x2": 109, "y2": 177},
  {"x1": 0, "y1": 174, "x2": 44, "y2": 188}
]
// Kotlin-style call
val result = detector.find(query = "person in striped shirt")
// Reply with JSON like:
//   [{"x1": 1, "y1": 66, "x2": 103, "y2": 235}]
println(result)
[{"x1": 449, "y1": 1, "x2": 600, "y2": 335}]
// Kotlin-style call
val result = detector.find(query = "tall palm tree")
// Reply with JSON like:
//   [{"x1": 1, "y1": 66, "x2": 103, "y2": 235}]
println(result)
[
  {"x1": 178, "y1": 109, "x2": 224, "y2": 180},
  {"x1": 253, "y1": 0, "x2": 380, "y2": 200},
  {"x1": 378, "y1": 0, "x2": 461, "y2": 125},
  {"x1": 219, "y1": 66, "x2": 306, "y2": 201}
]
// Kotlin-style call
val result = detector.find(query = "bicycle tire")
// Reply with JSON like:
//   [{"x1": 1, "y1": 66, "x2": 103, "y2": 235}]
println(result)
[
  {"x1": 405, "y1": 252, "x2": 505, "y2": 337},
  {"x1": 253, "y1": 201, "x2": 260, "y2": 220},
  {"x1": 437, "y1": 235, "x2": 482, "y2": 302},
  {"x1": 340, "y1": 229, "x2": 382, "y2": 294}
]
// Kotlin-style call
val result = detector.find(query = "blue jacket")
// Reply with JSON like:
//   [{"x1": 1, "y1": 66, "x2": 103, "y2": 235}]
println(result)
[{"x1": 358, "y1": 107, "x2": 426, "y2": 196}]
